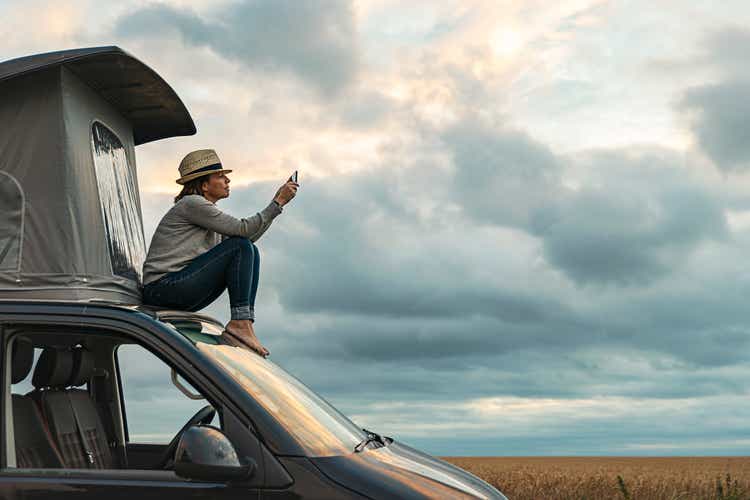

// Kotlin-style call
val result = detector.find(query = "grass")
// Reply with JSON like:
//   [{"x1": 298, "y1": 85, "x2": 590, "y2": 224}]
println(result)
[{"x1": 441, "y1": 456, "x2": 750, "y2": 500}]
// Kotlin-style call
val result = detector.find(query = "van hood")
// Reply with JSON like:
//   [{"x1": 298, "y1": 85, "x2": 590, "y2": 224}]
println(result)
[{"x1": 310, "y1": 441, "x2": 506, "y2": 499}]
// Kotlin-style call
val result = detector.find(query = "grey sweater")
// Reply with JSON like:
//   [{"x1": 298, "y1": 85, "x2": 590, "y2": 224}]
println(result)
[{"x1": 142, "y1": 195, "x2": 283, "y2": 285}]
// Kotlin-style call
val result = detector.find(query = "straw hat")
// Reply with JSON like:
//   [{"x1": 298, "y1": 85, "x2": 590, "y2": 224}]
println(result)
[{"x1": 176, "y1": 149, "x2": 233, "y2": 184}]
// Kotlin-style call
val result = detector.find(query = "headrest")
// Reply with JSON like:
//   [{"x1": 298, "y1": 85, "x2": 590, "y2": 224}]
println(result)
[
  {"x1": 32, "y1": 349, "x2": 74, "y2": 389},
  {"x1": 69, "y1": 347, "x2": 95, "y2": 387},
  {"x1": 11, "y1": 337, "x2": 34, "y2": 384}
]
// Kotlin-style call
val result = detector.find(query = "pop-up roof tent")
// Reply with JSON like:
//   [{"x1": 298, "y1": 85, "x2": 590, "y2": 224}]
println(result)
[{"x1": 0, "y1": 46, "x2": 196, "y2": 304}]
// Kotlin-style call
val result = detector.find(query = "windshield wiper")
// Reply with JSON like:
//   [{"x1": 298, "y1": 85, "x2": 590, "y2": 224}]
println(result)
[{"x1": 354, "y1": 429, "x2": 388, "y2": 453}]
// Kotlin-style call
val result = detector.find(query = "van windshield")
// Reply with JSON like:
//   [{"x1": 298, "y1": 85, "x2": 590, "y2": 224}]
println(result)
[{"x1": 196, "y1": 341, "x2": 367, "y2": 457}]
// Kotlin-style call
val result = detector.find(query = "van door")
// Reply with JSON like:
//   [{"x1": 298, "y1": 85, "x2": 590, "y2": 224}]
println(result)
[{"x1": 0, "y1": 321, "x2": 263, "y2": 500}]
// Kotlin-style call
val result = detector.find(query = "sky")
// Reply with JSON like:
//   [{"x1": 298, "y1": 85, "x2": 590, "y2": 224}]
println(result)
[{"x1": 4, "y1": 0, "x2": 750, "y2": 456}]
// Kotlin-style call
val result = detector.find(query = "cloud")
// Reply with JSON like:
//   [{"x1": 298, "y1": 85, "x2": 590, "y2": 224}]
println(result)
[
  {"x1": 116, "y1": 0, "x2": 359, "y2": 96},
  {"x1": 213, "y1": 161, "x2": 573, "y2": 328},
  {"x1": 440, "y1": 118, "x2": 726, "y2": 286},
  {"x1": 441, "y1": 118, "x2": 562, "y2": 229},
  {"x1": 335, "y1": 89, "x2": 397, "y2": 129},
  {"x1": 697, "y1": 26, "x2": 750, "y2": 79},
  {"x1": 532, "y1": 149, "x2": 727, "y2": 285},
  {"x1": 348, "y1": 394, "x2": 750, "y2": 456},
  {"x1": 677, "y1": 28, "x2": 750, "y2": 172},
  {"x1": 680, "y1": 80, "x2": 750, "y2": 172}
]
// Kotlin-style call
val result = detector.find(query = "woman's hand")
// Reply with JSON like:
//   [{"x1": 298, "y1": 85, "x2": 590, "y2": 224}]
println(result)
[{"x1": 273, "y1": 180, "x2": 299, "y2": 207}]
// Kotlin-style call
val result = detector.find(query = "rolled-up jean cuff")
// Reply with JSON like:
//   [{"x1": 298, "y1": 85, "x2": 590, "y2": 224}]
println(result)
[{"x1": 230, "y1": 306, "x2": 254, "y2": 321}]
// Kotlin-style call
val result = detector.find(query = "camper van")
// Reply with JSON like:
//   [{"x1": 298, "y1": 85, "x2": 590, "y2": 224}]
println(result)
[{"x1": 0, "y1": 47, "x2": 506, "y2": 499}]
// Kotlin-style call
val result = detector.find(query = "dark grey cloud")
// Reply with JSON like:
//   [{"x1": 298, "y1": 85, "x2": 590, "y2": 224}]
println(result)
[
  {"x1": 532, "y1": 150, "x2": 727, "y2": 285},
  {"x1": 676, "y1": 28, "x2": 750, "y2": 172},
  {"x1": 265, "y1": 290, "x2": 750, "y2": 401},
  {"x1": 116, "y1": 0, "x2": 359, "y2": 95},
  {"x1": 680, "y1": 80, "x2": 750, "y2": 172},
  {"x1": 441, "y1": 119, "x2": 562, "y2": 229},
  {"x1": 439, "y1": 118, "x2": 726, "y2": 286}
]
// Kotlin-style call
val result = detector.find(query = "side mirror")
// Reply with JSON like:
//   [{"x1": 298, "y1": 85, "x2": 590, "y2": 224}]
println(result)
[{"x1": 174, "y1": 425, "x2": 256, "y2": 482}]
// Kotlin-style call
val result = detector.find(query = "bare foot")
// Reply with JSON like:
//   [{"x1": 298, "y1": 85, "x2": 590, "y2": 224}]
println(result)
[{"x1": 225, "y1": 320, "x2": 269, "y2": 357}]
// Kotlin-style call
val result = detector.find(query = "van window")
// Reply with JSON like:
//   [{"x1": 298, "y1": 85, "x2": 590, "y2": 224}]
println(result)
[
  {"x1": 90, "y1": 122, "x2": 146, "y2": 283},
  {"x1": 5, "y1": 331, "x2": 219, "y2": 470},
  {"x1": 198, "y1": 342, "x2": 366, "y2": 457},
  {"x1": 117, "y1": 344, "x2": 211, "y2": 444},
  {"x1": 0, "y1": 171, "x2": 23, "y2": 271}
]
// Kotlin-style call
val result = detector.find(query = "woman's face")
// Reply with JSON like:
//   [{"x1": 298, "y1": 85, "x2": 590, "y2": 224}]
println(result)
[{"x1": 201, "y1": 172, "x2": 231, "y2": 201}]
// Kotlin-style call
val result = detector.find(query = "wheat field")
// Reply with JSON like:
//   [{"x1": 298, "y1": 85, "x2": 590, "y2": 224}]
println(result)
[{"x1": 442, "y1": 456, "x2": 750, "y2": 500}]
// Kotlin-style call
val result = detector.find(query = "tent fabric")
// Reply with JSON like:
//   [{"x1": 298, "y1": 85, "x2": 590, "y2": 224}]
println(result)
[
  {"x1": 0, "y1": 66, "x2": 146, "y2": 304},
  {"x1": 0, "y1": 172, "x2": 23, "y2": 272},
  {"x1": 0, "y1": 46, "x2": 196, "y2": 146}
]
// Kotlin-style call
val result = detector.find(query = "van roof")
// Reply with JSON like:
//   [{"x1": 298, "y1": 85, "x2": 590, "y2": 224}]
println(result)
[
  {"x1": 0, "y1": 46, "x2": 196, "y2": 145},
  {"x1": 0, "y1": 299, "x2": 225, "y2": 335}
]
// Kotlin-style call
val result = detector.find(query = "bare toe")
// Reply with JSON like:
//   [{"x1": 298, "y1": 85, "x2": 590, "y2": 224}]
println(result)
[{"x1": 224, "y1": 329, "x2": 268, "y2": 357}]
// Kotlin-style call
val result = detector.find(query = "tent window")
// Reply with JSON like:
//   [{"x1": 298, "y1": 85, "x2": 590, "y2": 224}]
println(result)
[
  {"x1": 91, "y1": 122, "x2": 146, "y2": 283},
  {"x1": 0, "y1": 172, "x2": 23, "y2": 271}
]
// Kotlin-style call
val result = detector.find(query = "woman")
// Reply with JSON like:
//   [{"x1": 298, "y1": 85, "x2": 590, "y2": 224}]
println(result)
[{"x1": 142, "y1": 149, "x2": 298, "y2": 357}]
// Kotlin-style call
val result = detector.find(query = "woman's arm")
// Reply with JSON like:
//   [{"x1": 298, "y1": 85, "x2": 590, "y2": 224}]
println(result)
[
  {"x1": 247, "y1": 201, "x2": 283, "y2": 242},
  {"x1": 181, "y1": 195, "x2": 283, "y2": 242}
]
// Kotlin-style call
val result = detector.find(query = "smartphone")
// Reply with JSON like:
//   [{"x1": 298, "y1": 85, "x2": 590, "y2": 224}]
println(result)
[{"x1": 289, "y1": 170, "x2": 298, "y2": 184}]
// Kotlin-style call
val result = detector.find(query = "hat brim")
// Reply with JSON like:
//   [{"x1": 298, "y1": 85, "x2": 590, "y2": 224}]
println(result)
[{"x1": 176, "y1": 169, "x2": 233, "y2": 185}]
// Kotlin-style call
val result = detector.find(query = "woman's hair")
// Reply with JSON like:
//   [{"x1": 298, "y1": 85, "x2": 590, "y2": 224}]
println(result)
[{"x1": 174, "y1": 177, "x2": 207, "y2": 203}]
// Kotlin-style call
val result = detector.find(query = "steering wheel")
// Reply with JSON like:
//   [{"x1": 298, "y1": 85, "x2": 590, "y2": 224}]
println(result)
[{"x1": 157, "y1": 405, "x2": 216, "y2": 469}]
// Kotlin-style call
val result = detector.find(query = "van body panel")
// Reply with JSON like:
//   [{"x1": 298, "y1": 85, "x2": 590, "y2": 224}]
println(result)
[
  {"x1": 0, "y1": 300, "x2": 506, "y2": 499},
  {"x1": 311, "y1": 441, "x2": 505, "y2": 500}
]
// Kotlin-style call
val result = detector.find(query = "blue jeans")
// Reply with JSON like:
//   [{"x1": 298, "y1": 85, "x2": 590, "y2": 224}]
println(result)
[{"x1": 142, "y1": 237, "x2": 260, "y2": 321}]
